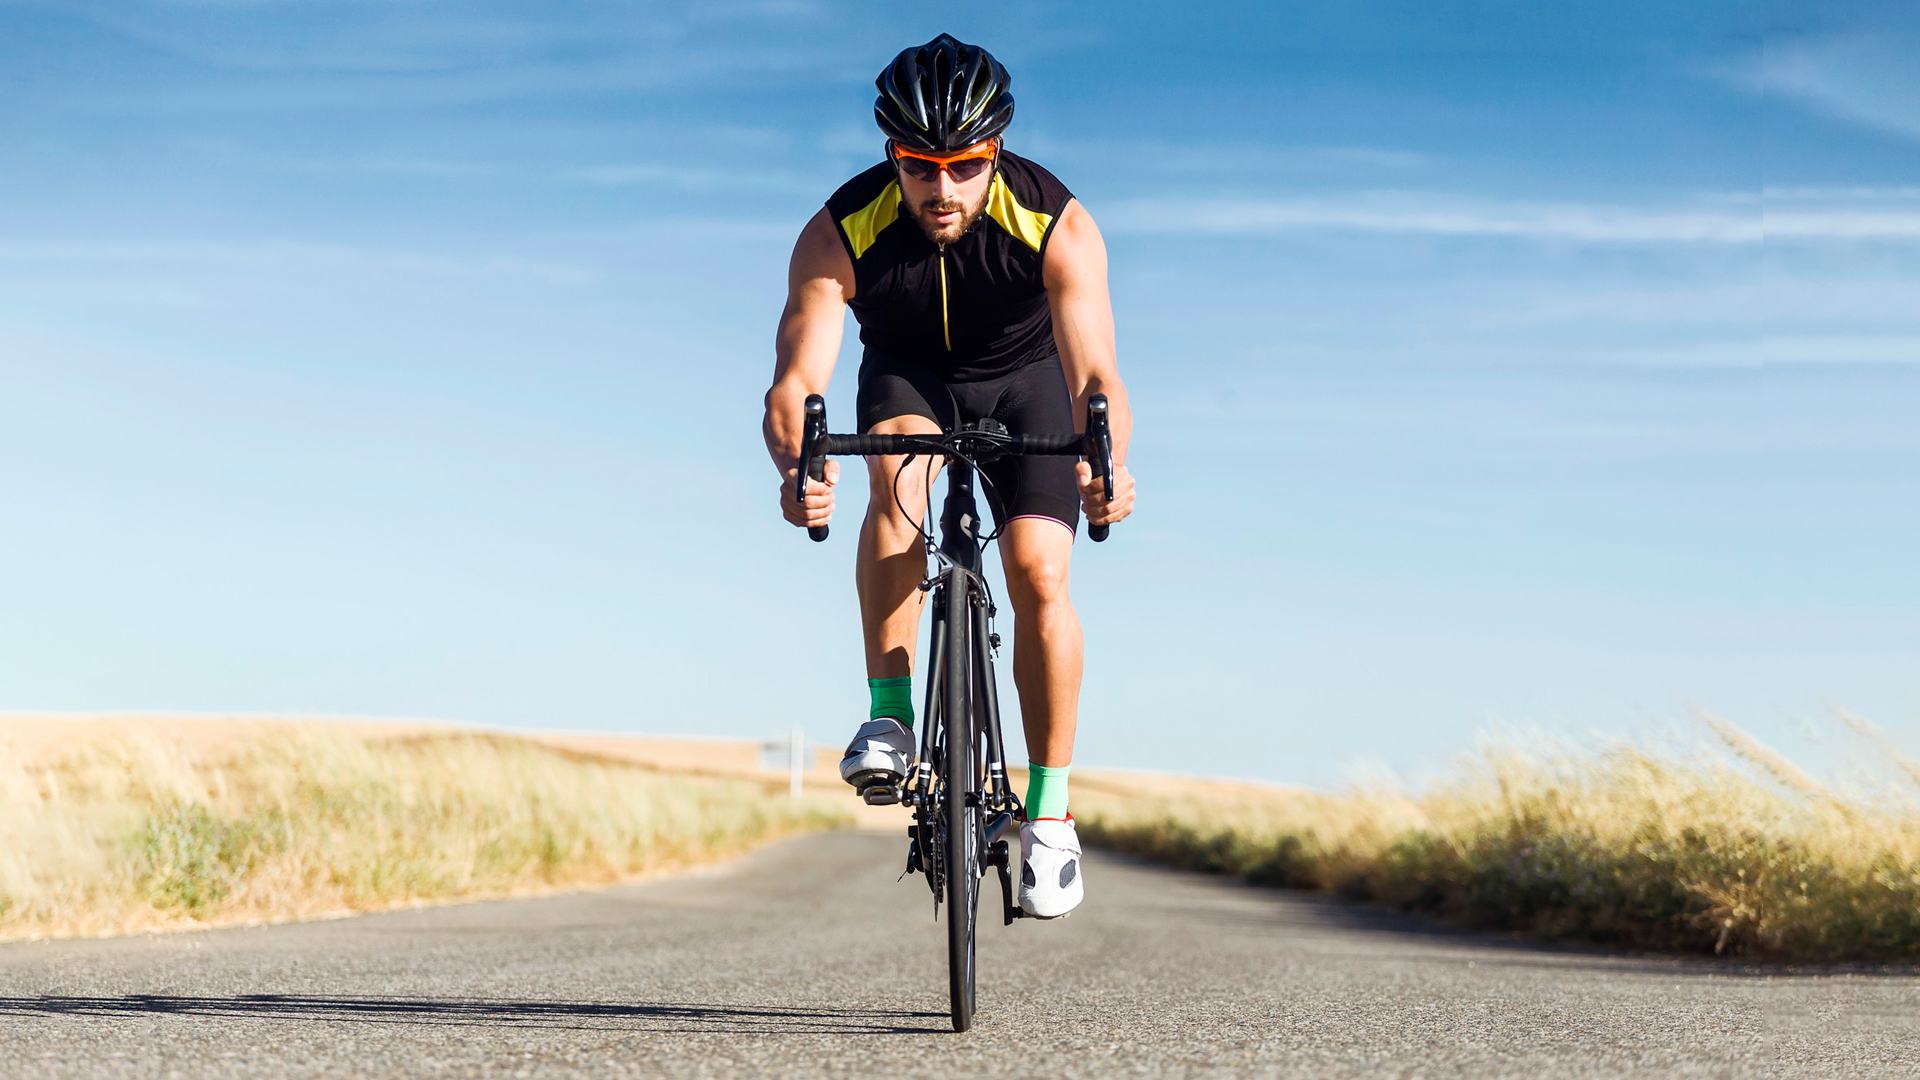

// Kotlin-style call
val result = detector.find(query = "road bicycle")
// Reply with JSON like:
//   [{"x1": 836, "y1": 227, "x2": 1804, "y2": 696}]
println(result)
[{"x1": 793, "y1": 391, "x2": 1115, "y2": 1032}]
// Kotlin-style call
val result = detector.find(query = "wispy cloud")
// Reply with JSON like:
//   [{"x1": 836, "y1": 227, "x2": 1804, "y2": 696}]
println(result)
[
  {"x1": 1025, "y1": 137, "x2": 1430, "y2": 178},
  {"x1": 66, "y1": 1, "x2": 828, "y2": 75},
  {"x1": 1103, "y1": 192, "x2": 1920, "y2": 243},
  {"x1": 1759, "y1": 186, "x2": 1920, "y2": 203},
  {"x1": 46, "y1": 1, "x2": 860, "y2": 114},
  {"x1": 555, "y1": 163, "x2": 815, "y2": 193},
  {"x1": 1717, "y1": 27, "x2": 1920, "y2": 141},
  {"x1": 0, "y1": 240, "x2": 597, "y2": 287},
  {"x1": 1609, "y1": 335, "x2": 1920, "y2": 369},
  {"x1": 261, "y1": 156, "x2": 502, "y2": 180},
  {"x1": 1491, "y1": 278, "x2": 1920, "y2": 329}
]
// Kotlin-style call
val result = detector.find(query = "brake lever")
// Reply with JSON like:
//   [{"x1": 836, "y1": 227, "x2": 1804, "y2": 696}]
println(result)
[
  {"x1": 799, "y1": 394, "x2": 829, "y2": 542},
  {"x1": 1086, "y1": 394, "x2": 1114, "y2": 542}
]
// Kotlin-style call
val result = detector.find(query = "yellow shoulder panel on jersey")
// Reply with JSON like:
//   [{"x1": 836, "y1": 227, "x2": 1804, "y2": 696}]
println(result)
[
  {"x1": 984, "y1": 174, "x2": 1052, "y2": 252},
  {"x1": 838, "y1": 181, "x2": 902, "y2": 259}
]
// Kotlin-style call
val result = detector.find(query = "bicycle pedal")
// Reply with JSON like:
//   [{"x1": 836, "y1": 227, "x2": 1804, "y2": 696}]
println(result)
[{"x1": 860, "y1": 783, "x2": 905, "y2": 806}]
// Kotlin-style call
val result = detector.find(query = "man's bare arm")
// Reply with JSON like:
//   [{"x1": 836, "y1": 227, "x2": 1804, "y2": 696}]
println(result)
[
  {"x1": 765, "y1": 208, "x2": 855, "y2": 472},
  {"x1": 1044, "y1": 200, "x2": 1136, "y2": 527},
  {"x1": 764, "y1": 208, "x2": 855, "y2": 528},
  {"x1": 1043, "y1": 200, "x2": 1131, "y2": 466}
]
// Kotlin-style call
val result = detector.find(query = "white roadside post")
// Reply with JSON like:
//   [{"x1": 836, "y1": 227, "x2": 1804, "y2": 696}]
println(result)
[{"x1": 789, "y1": 727, "x2": 804, "y2": 803}]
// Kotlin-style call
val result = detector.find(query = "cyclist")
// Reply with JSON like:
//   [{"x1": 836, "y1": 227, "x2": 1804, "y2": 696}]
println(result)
[{"x1": 762, "y1": 34, "x2": 1135, "y2": 919}]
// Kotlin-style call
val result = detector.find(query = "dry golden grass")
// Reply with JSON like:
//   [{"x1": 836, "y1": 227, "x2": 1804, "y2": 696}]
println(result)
[
  {"x1": 0, "y1": 725, "x2": 850, "y2": 942},
  {"x1": 14, "y1": 711, "x2": 1914, "y2": 962},
  {"x1": 1076, "y1": 715, "x2": 1920, "y2": 963}
]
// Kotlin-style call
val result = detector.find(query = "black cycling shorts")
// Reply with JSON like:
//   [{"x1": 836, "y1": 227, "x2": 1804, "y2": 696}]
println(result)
[{"x1": 856, "y1": 354, "x2": 1080, "y2": 534}]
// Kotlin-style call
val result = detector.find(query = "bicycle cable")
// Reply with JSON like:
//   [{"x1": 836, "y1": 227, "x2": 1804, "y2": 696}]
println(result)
[{"x1": 886, "y1": 439, "x2": 1008, "y2": 626}]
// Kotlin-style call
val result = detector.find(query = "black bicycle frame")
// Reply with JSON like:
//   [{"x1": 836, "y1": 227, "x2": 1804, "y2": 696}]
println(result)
[
  {"x1": 791, "y1": 391, "x2": 1115, "y2": 1029},
  {"x1": 930, "y1": 447, "x2": 1017, "y2": 815}
]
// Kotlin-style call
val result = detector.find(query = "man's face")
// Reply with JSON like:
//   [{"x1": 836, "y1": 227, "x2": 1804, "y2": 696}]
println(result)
[{"x1": 892, "y1": 141, "x2": 997, "y2": 246}]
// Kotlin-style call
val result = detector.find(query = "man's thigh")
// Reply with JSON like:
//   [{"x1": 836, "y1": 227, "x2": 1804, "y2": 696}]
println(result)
[
  {"x1": 975, "y1": 359, "x2": 1079, "y2": 533},
  {"x1": 856, "y1": 357, "x2": 951, "y2": 519},
  {"x1": 862, "y1": 412, "x2": 945, "y2": 520},
  {"x1": 856, "y1": 357, "x2": 951, "y2": 434}
]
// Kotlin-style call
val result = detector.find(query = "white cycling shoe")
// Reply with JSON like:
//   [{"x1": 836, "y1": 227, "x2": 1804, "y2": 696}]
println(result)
[
  {"x1": 839, "y1": 718, "x2": 915, "y2": 791},
  {"x1": 1018, "y1": 816, "x2": 1084, "y2": 919}
]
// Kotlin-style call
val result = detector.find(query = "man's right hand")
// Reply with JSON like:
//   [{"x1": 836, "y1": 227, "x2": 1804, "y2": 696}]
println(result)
[{"x1": 781, "y1": 459, "x2": 839, "y2": 529}]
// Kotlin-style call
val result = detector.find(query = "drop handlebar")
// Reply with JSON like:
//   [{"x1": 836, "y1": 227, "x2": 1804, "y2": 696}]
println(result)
[{"x1": 793, "y1": 393, "x2": 1117, "y2": 543}]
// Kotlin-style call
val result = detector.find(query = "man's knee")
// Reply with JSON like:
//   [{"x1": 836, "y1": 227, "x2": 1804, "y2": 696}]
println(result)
[
  {"x1": 865, "y1": 496, "x2": 917, "y2": 543},
  {"x1": 862, "y1": 415, "x2": 943, "y2": 522},
  {"x1": 865, "y1": 462, "x2": 932, "y2": 528},
  {"x1": 1004, "y1": 546, "x2": 1072, "y2": 608}
]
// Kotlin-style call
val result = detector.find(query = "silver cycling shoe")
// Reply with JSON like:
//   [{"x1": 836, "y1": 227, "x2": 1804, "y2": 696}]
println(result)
[{"x1": 840, "y1": 718, "x2": 916, "y2": 796}]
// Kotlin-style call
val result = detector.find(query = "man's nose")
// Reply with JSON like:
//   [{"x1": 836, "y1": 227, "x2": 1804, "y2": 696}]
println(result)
[{"x1": 933, "y1": 169, "x2": 959, "y2": 199}]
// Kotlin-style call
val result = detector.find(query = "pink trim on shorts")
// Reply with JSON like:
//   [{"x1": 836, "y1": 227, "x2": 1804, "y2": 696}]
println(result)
[{"x1": 1005, "y1": 514, "x2": 1076, "y2": 536}]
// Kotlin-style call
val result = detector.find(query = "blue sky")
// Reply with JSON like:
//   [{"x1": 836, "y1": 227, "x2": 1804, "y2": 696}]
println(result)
[{"x1": 2, "y1": 1, "x2": 1916, "y2": 785}]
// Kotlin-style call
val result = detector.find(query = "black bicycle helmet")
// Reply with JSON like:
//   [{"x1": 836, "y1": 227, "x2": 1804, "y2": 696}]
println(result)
[{"x1": 874, "y1": 34, "x2": 1015, "y2": 152}]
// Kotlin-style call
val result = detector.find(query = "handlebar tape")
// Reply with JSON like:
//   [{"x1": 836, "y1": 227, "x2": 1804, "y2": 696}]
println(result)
[{"x1": 814, "y1": 433, "x2": 1089, "y2": 456}]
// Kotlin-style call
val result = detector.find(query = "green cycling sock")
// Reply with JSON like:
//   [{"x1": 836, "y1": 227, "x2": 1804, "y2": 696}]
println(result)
[
  {"x1": 1025, "y1": 763, "x2": 1070, "y2": 820},
  {"x1": 868, "y1": 676, "x2": 913, "y2": 728}
]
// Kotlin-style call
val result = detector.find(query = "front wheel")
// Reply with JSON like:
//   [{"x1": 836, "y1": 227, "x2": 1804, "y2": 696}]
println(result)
[{"x1": 943, "y1": 571, "x2": 979, "y2": 1032}]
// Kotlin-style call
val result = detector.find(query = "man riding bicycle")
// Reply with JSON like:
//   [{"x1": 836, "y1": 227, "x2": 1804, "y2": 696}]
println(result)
[{"x1": 762, "y1": 34, "x2": 1135, "y2": 919}]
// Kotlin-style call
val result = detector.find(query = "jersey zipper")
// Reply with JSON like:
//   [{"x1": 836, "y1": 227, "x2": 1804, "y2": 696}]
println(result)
[{"x1": 937, "y1": 245, "x2": 951, "y2": 351}]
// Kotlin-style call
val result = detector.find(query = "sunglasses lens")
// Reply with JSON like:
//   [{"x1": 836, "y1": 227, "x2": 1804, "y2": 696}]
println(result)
[
  {"x1": 897, "y1": 156, "x2": 940, "y2": 181},
  {"x1": 947, "y1": 157, "x2": 992, "y2": 181}
]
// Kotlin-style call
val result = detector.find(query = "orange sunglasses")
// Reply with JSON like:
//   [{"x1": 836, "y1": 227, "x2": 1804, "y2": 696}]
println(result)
[{"x1": 889, "y1": 140, "x2": 999, "y2": 182}]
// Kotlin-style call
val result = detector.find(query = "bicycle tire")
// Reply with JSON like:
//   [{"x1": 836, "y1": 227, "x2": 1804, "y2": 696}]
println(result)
[{"x1": 943, "y1": 568, "x2": 980, "y2": 1032}]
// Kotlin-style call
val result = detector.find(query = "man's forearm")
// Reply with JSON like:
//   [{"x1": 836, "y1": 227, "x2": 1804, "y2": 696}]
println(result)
[
  {"x1": 1071, "y1": 371, "x2": 1131, "y2": 466},
  {"x1": 765, "y1": 296, "x2": 841, "y2": 475},
  {"x1": 763, "y1": 380, "x2": 810, "y2": 476}
]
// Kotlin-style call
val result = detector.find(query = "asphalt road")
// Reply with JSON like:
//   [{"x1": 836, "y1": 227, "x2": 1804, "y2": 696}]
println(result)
[{"x1": 3, "y1": 830, "x2": 1918, "y2": 1079}]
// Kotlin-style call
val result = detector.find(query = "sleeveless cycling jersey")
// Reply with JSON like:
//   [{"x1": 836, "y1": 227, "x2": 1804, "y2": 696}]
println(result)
[{"x1": 825, "y1": 150, "x2": 1074, "y2": 383}]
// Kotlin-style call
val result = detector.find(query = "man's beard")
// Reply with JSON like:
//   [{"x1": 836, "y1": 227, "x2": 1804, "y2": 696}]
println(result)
[{"x1": 911, "y1": 188, "x2": 989, "y2": 245}]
